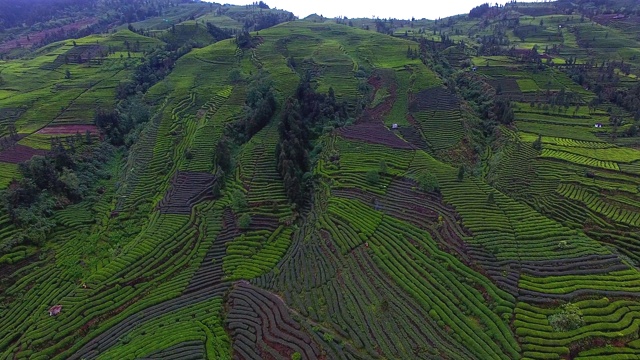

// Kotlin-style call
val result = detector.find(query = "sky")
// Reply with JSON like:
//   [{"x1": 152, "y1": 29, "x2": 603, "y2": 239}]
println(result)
[{"x1": 234, "y1": 1, "x2": 513, "y2": 20}]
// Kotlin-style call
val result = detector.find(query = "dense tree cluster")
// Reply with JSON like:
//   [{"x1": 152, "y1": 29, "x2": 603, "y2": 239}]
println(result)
[
  {"x1": 118, "y1": 22, "x2": 235, "y2": 100},
  {"x1": 416, "y1": 38, "x2": 455, "y2": 79},
  {"x1": 276, "y1": 99, "x2": 310, "y2": 207},
  {"x1": 110, "y1": 0, "x2": 171, "y2": 24},
  {"x1": 565, "y1": 0, "x2": 640, "y2": 16},
  {"x1": 0, "y1": 0, "x2": 96, "y2": 29},
  {"x1": 0, "y1": 0, "x2": 189, "y2": 35},
  {"x1": 94, "y1": 96, "x2": 151, "y2": 146},
  {"x1": 218, "y1": 3, "x2": 294, "y2": 32},
  {"x1": 253, "y1": 12, "x2": 294, "y2": 31},
  {"x1": 206, "y1": 23, "x2": 233, "y2": 42},
  {"x1": 1, "y1": 141, "x2": 112, "y2": 247},
  {"x1": 116, "y1": 48, "x2": 175, "y2": 99},
  {"x1": 215, "y1": 137, "x2": 233, "y2": 173},
  {"x1": 235, "y1": 30, "x2": 260, "y2": 49},
  {"x1": 562, "y1": 62, "x2": 640, "y2": 138},
  {"x1": 220, "y1": 72, "x2": 277, "y2": 189},
  {"x1": 276, "y1": 77, "x2": 349, "y2": 207},
  {"x1": 374, "y1": 19, "x2": 394, "y2": 36},
  {"x1": 602, "y1": 83, "x2": 640, "y2": 118},
  {"x1": 469, "y1": 3, "x2": 491, "y2": 18},
  {"x1": 159, "y1": 23, "x2": 219, "y2": 51},
  {"x1": 478, "y1": 33, "x2": 511, "y2": 56},
  {"x1": 293, "y1": 78, "x2": 349, "y2": 131},
  {"x1": 492, "y1": 99, "x2": 515, "y2": 125},
  {"x1": 240, "y1": 74, "x2": 277, "y2": 140},
  {"x1": 452, "y1": 72, "x2": 514, "y2": 138},
  {"x1": 455, "y1": 73, "x2": 496, "y2": 136}
]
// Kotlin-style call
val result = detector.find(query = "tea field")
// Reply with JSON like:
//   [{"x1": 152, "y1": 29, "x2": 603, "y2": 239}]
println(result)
[{"x1": 2, "y1": 1, "x2": 640, "y2": 359}]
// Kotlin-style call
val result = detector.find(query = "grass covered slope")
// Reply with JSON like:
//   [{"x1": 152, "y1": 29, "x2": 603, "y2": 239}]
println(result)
[{"x1": 2, "y1": 1, "x2": 640, "y2": 359}]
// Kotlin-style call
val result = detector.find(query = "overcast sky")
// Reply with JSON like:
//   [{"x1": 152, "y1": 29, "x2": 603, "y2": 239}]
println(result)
[{"x1": 234, "y1": 1, "x2": 513, "y2": 20}]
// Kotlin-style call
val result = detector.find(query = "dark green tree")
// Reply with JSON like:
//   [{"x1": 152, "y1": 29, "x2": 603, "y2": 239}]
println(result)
[
  {"x1": 231, "y1": 190, "x2": 248, "y2": 212},
  {"x1": 457, "y1": 165, "x2": 465, "y2": 181},
  {"x1": 366, "y1": 170, "x2": 380, "y2": 185},
  {"x1": 238, "y1": 213, "x2": 251, "y2": 230},
  {"x1": 215, "y1": 137, "x2": 232, "y2": 172},
  {"x1": 493, "y1": 99, "x2": 514, "y2": 125},
  {"x1": 532, "y1": 135, "x2": 542, "y2": 151},
  {"x1": 548, "y1": 303, "x2": 584, "y2": 332},
  {"x1": 276, "y1": 99, "x2": 309, "y2": 206},
  {"x1": 379, "y1": 160, "x2": 388, "y2": 174}
]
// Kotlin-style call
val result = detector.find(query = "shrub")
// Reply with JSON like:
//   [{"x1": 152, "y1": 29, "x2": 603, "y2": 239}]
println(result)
[
  {"x1": 228, "y1": 68, "x2": 243, "y2": 83},
  {"x1": 291, "y1": 353, "x2": 302, "y2": 360},
  {"x1": 211, "y1": 180, "x2": 222, "y2": 199},
  {"x1": 548, "y1": 303, "x2": 584, "y2": 332},
  {"x1": 119, "y1": 334, "x2": 131, "y2": 345},
  {"x1": 215, "y1": 137, "x2": 232, "y2": 172},
  {"x1": 238, "y1": 214, "x2": 251, "y2": 230},
  {"x1": 231, "y1": 190, "x2": 247, "y2": 212},
  {"x1": 418, "y1": 172, "x2": 440, "y2": 192},
  {"x1": 457, "y1": 165, "x2": 465, "y2": 181},
  {"x1": 493, "y1": 99, "x2": 514, "y2": 124},
  {"x1": 366, "y1": 170, "x2": 380, "y2": 185},
  {"x1": 379, "y1": 160, "x2": 388, "y2": 174},
  {"x1": 532, "y1": 135, "x2": 542, "y2": 151}
]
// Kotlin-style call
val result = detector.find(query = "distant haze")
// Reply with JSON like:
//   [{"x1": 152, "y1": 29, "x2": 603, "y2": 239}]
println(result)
[{"x1": 220, "y1": 1, "x2": 517, "y2": 20}]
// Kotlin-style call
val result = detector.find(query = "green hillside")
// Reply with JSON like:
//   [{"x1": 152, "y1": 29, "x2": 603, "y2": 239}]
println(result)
[{"x1": 2, "y1": 0, "x2": 640, "y2": 359}]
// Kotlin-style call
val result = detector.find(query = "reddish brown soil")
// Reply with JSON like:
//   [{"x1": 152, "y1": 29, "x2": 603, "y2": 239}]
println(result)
[
  {"x1": 338, "y1": 71, "x2": 410, "y2": 148},
  {"x1": 444, "y1": 137, "x2": 479, "y2": 166},
  {"x1": 158, "y1": 171, "x2": 218, "y2": 214},
  {"x1": 338, "y1": 123, "x2": 415, "y2": 149},
  {"x1": 411, "y1": 87, "x2": 459, "y2": 112},
  {"x1": 227, "y1": 282, "x2": 324, "y2": 360},
  {"x1": 357, "y1": 71, "x2": 398, "y2": 124},
  {"x1": 406, "y1": 113, "x2": 418, "y2": 126},
  {"x1": 37, "y1": 125, "x2": 98, "y2": 135},
  {"x1": 594, "y1": 14, "x2": 639, "y2": 26},
  {"x1": 0, "y1": 144, "x2": 46, "y2": 163}
]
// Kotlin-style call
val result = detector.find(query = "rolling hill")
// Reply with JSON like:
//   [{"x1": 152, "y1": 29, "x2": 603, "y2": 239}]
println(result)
[{"x1": 2, "y1": 0, "x2": 640, "y2": 359}]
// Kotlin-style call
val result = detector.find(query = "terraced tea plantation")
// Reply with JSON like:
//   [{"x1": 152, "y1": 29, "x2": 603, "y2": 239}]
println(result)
[{"x1": 3, "y1": 0, "x2": 640, "y2": 359}]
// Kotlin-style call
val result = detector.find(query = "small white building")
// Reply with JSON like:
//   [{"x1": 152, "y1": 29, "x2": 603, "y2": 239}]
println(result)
[{"x1": 392, "y1": 123, "x2": 398, "y2": 129}]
